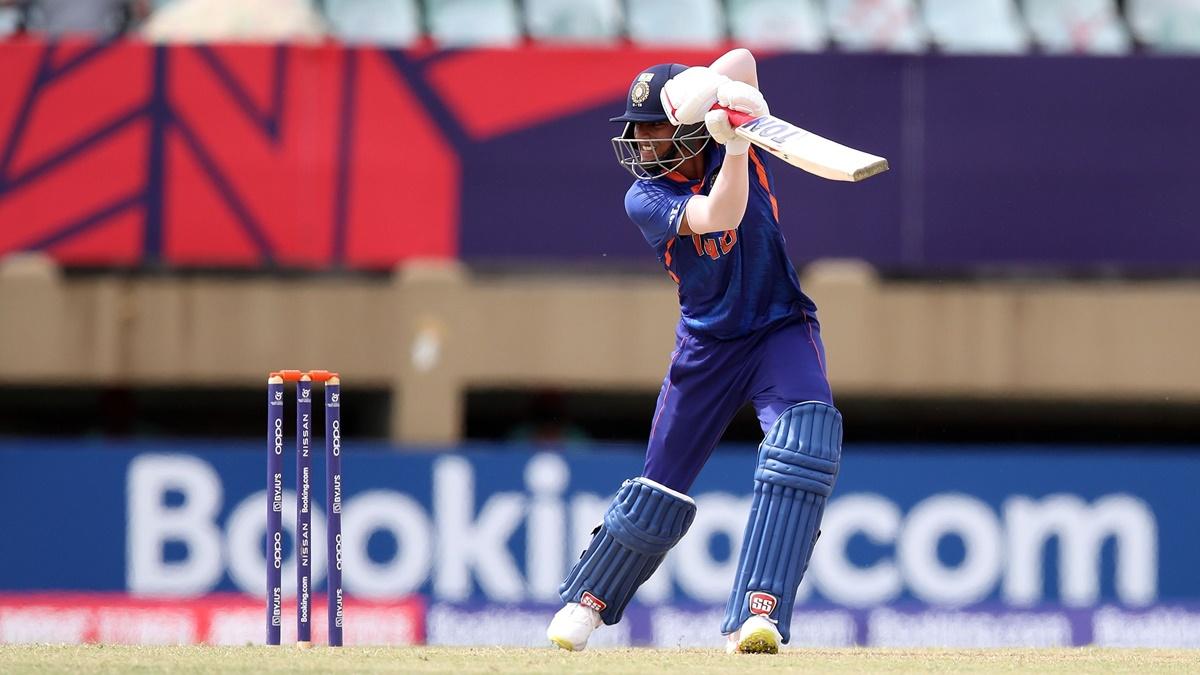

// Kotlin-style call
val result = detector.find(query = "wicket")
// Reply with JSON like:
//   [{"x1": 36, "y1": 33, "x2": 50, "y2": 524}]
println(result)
[{"x1": 266, "y1": 369, "x2": 343, "y2": 647}]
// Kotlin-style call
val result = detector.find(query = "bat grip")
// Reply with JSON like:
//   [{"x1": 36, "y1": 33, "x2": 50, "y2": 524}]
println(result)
[{"x1": 712, "y1": 104, "x2": 757, "y2": 128}]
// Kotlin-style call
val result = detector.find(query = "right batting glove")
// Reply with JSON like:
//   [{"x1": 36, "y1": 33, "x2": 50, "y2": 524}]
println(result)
[{"x1": 704, "y1": 109, "x2": 750, "y2": 156}]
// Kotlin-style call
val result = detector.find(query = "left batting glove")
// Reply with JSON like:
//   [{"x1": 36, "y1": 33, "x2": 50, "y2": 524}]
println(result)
[
  {"x1": 705, "y1": 109, "x2": 750, "y2": 155},
  {"x1": 661, "y1": 66, "x2": 730, "y2": 126}
]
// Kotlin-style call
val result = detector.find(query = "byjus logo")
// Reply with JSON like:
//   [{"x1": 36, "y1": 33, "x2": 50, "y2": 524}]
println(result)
[{"x1": 125, "y1": 454, "x2": 1158, "y2": 608}]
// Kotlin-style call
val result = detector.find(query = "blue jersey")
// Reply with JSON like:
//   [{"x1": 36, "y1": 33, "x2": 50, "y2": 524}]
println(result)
[{"x1": 625, "y1": 145, "x2": 816, "y2": 339}]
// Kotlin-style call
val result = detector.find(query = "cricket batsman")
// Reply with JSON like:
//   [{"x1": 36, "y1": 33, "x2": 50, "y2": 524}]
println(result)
[{"x1": 546, "y1": 48, "x2": 842, "y2": 654}]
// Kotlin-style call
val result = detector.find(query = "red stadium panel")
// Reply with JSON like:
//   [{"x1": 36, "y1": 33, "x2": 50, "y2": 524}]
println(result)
[
  {"x1": 47, "y1": 207, "x2": 143, "y2": 266},
  {"x1": 0, "y1": 44, "x2": 46, "y2": 160},
  {"x1": 0, "y1": 120, "x2": 147, "y2": 258},
  {"x1": 46, "y1": 37, "x2": 105, "y2": 71},
  {"x1": 0, "y1": 41, "x2": 459, "y2": 269},
  {"x1": 340, "y1": 49, "x2": 457, "y2": 268},
  {"x1": 8, "y1": 44, "x2": 149, "y2": 179},
  {"x1": 163, "y1": 44, "x2": 346, "y2": 267},
  {"x1": 199, "y1": 43, "x2": 280, "y2": 119},
  {"x1": 425, "y1": 46, "x2": 726, "y2": 141},
  {"x1": 163, "y1": 124, "x2": 265, "y2": 266}
]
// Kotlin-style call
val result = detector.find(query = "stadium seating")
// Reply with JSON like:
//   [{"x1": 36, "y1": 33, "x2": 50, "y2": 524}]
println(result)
[
  {"x1": 923, "y1": 0, "x2": 1031, "y2": 53},
  {"x1": 0, "y1": 7, "x2": 18, "y2": 37},
  {"x1": 627, "y1": 0, "x2": 725, "y2": 46},
  {"x1": 20, "y1": 0, "x2": 130, "y2": 35},
  {"x1": 1022, "y1": 0, "x2": 1132, "y2": 53},
  {"x1": 142, "y1": 0, "x2": 326, "y2": 42},
  {"x1": 426, "y1": 0, "x2": 522, "y2": 46},
  {"x1": 525, "y1": 0, "x2": 622, "y2": 42},
  {"x1": 824, "y1": 0, "x2": 929, "y2": 52},
  {"x1": 1128, "y1": 0, "x2": 1200, "y2": 51},
  {"x1": 8, "y1": 0, "x2": 1188, "y2": 57},
  {"x1": 726, "y1": 0, "x2": 828, "y2": 50},
  {"x1": 326, "y1": 0, "x2": 421, "y2": 45}
]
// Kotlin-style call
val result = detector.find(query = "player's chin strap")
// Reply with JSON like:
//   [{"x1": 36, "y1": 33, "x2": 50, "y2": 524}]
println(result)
[
  {"x1": 559, "y1": 476, "x2": 696, "y2": 625},
  {"x1": 721, "y1": 401, "x2": 842, "y2": 643}
]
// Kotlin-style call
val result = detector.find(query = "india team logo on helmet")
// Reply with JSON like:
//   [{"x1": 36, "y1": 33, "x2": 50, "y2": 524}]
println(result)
[{"x1": 630, "y1": 72, "x2": 654, "y2": 106}]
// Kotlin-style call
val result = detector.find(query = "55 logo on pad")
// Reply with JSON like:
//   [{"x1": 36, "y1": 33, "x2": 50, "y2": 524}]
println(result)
[
  {"x1": 580, "y1": 592, "x2": 607, "y2": 613},
  {"x1": 748, "y1": 591, "x2": 777, "y2": 617}
]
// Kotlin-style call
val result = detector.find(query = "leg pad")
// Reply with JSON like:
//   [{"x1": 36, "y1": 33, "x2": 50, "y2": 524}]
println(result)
[
  {"x1": 559, "y1": 477, "x2": 695, "y2": 624},
  {"x1": 722, "y1": 401, "x2": 842, "y2": 643}
]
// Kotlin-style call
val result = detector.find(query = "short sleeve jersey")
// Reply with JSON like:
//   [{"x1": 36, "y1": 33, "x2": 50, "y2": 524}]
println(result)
[{"x1": 624, "y1": 145, "x2": 816, "y2": 339}]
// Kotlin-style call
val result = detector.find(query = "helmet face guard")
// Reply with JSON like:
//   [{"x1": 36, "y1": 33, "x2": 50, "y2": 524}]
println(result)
[{"x1": 611, "y1": 121, "x2": 711, "y2": 181}]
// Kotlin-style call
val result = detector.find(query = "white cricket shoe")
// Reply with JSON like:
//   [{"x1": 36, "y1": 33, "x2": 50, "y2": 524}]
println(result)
[
  {"x1": 725, "y1": 615, "x2": 782, "y2": 654},
  {"x1": 546, "y1": 602, "x2": 602, "y2": 652}
]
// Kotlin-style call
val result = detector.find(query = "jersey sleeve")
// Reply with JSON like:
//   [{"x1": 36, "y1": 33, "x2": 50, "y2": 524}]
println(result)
[{"x1": 625, "y1": 182, "x2": 692, "y2": 252}]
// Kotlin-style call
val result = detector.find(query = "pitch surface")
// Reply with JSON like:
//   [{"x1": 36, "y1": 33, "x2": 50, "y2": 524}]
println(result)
[{"x1": 1, "y1": 646, "x2": 1198, "y2": 674}]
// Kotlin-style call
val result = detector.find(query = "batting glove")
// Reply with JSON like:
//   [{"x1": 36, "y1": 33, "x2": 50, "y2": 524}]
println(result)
[
  {"x1": 661, "y1": 66, "x2": 730, "y2": 126},
  {"x1": 704, "y1": 109, "x2": 750, "y2": 156},
  {"x1": 716, "y1": 80, "x2": 769, "y2": 119}
]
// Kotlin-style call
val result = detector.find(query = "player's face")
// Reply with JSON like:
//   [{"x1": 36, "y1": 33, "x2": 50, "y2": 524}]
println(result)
[{"x1": 633, "y1": 121, "x2": 676, "y2": 162}]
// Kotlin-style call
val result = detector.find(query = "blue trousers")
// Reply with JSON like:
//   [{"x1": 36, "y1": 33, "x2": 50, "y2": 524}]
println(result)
[{"x1": 643, "y1": 313, "x2": 833, "y2": 493}]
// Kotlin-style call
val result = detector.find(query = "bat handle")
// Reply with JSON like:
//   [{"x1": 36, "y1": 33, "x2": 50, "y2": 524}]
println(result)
[{"x1": 711, "y1": 104, "x2": 757, "y2": 128}]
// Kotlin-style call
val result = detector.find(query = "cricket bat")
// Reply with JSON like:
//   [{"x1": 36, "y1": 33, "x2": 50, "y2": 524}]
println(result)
[{"x1": 722, "y1": 108, "x2": 889, "y2": 182}]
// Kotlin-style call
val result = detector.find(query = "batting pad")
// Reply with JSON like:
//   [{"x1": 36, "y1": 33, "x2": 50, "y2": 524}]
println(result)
[
  {"x1": 721, "y1": 401, "x2": 842, "y2": 642},
  {"x1": 559, "y1": 477, "x2": 696, "y2": 625}
]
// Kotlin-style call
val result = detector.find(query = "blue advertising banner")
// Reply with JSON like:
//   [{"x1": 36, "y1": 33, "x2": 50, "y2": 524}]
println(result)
[{"x1": 2, "y1": 441, "x2": 1198, "y2": 646}]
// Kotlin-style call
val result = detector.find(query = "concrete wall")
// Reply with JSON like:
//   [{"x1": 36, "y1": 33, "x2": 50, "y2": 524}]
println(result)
[{"x1": 3, "y1": 254, "x2": 1199, "y2": 444}]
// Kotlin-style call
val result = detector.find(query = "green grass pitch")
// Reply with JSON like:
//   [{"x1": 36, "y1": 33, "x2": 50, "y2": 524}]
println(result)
[{"x1": 1, "y1": 646, "x2": 1198, "y2": 674}]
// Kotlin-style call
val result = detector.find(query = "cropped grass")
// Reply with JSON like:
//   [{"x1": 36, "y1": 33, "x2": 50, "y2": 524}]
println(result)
[{"x1": 1, "y1": 645, "x2": 1197, "y2": 674}]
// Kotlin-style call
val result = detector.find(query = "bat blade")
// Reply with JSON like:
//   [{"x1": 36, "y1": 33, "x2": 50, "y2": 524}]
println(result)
[{"x1": 725, "y1": 110, "x2": 889, "y2": 182}]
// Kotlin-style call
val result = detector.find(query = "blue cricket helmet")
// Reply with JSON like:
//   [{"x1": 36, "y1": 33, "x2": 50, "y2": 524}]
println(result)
[
  {"x1": 610, "y1": 63, "x2": 711, "y2": 180},
  {"x1": 610, "y1": 63, "x2": 689, "y2": 123}
]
